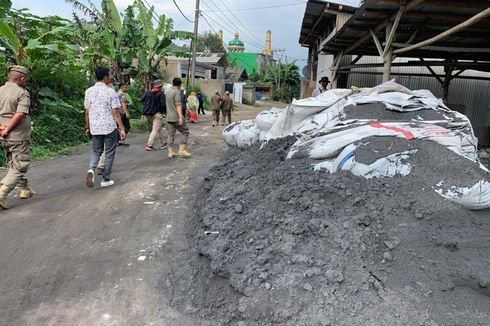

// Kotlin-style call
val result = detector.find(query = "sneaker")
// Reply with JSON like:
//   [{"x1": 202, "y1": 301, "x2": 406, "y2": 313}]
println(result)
[
  {"x1": 101, "y1": 179, "x2": 115, "y2": 188},
  {"x1": 97, "y1": 167, "x2": 104, "y2": 175},
  {"x1": 0, "y1": 197, "x2": 9, "y2": 209},
  {"x1": 145, "y1": 144, "x2": 153, "y2": 151},
  {"x1": 160, "y1": 143, "x2": 168, "y2": 149},
  {"x1": 86, "y1": 169, "x2": 95, "y2": 188}
]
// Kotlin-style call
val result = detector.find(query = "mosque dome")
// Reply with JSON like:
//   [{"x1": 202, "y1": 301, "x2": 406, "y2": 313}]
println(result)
[{"x1": 228, "y1": 33, "x2": 245, "y2": 52}]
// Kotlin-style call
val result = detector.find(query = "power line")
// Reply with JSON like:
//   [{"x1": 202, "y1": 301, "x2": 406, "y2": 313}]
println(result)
[
  {"x1": 201, "y1": 10, "x2": 263, "y2": 52},
  {"x1": 140, "y1": 0, "x2": 162, "y2": 25},
  {"x1": 200, "y1": 14, "x2": 256, "y2": 71},
  {"x1": 201, "y1": 0, "x2": 264, "y2": 50},
  {"x1": 203, "y1": 2, "x2": 307, "y2": 12},
  {"x1": 215, "y1": 0, "x2": 265, "y2": 47},
  {"x1": 172, "y1": 0, "x2": 194, "y2": 23}
]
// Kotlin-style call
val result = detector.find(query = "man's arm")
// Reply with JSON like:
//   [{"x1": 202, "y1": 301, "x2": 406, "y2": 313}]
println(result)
[
  {"x1": 176, "y1": 104, "x2": 183, "y2": 126},
  {"x1": 0, "y1": 112, "x2": 27, "y2": 137},
  {"x1": 121, "y1": 100, "x2": 130, "y2": 118}
]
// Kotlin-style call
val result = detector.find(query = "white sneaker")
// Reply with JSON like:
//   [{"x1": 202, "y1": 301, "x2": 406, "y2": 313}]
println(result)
[
  {"x1": 86, "y1": 169, "x2": 94, "y2": 188},
  {"x1": 101, "y1": 179, "x2": 115, "y2": 188}
]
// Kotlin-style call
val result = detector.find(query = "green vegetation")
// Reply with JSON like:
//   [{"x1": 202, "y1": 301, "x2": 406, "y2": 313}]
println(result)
[
  {"x1": 0, "y1": 0, "x2": 191, "y2": 164},
  {"x1": 249, "y1": 60, "x2": 301, "y2": 103}
]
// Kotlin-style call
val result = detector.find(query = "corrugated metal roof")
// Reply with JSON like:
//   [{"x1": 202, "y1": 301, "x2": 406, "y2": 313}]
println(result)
[
  {"x1": 323, "y1": 0, "x2": 490, "y2": 61},
  {"x1": 299, "y1": 1, "x2": 358, "y2": 46}
]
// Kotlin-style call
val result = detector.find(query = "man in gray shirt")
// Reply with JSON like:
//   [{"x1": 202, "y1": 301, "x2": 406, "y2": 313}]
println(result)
[{"x1": 166, "y1": 78, "x2": 191, "y2": 159}]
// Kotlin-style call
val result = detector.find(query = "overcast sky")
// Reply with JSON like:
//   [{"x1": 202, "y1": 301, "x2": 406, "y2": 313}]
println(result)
[{"x1": 12, "y1": 0, "x2": 360, "y2": 74}]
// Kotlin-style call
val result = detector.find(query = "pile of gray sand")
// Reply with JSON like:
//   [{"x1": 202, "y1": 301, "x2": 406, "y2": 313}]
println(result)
[{"x1": 186, "y1": 136, "x2": 490, "y2": 326}]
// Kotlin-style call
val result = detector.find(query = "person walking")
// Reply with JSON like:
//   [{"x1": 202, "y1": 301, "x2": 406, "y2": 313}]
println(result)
[
  {"x1": 166, "y1": 78, "x2": 191, "y2": 159},
  {"x1": 312, "y1": 76, "x2": 330, "y2": 97},
  {"x1": 197, "y1": 91, "x2": 205, "y2": 115},
  {"x1": 142, "y1": 80, "x2": 167, "y2": 151},
  {"x1": 221, "y1": 91, "x2": 233, "y2": 126},
  {"x1": 187, "y1": 91, "x2": 199, "y2": 123},
  {"x1": 117, "y1": 83, "x2": 131, "y2": 146},
  {"x1": 0, "y1": 66, "x2": 35, "y2": 209},
  {"x1": 97, "y1": 78, "x2": 122, "y2": 175},
  {"x1": 180, "y1": 89, "x2": 187, "y2": 118},
  {"x1": 210, "y1": 91, "x2": 222, "y2": 127},
  {"x1": 84, "y1": 66, "x2": 126, "y2": 189}
]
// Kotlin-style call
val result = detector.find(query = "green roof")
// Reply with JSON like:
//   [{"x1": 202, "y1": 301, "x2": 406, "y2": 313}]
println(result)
[{"x1": 227, "y1": 52, "x2": 258, "y2": 75}]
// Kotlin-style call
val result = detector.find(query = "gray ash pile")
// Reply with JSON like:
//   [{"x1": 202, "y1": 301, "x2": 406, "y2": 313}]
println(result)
[{"x1": 191, "y1": 137, "x2": 490, "y2": 326}]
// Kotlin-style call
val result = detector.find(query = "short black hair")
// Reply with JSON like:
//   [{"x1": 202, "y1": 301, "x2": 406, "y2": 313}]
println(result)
[
  {"x1": 95, "y1": 66, "x2": 110, "y2": 81},
  {"x1": 172, "y1": 77, "x2": 182, "y2": 86}
]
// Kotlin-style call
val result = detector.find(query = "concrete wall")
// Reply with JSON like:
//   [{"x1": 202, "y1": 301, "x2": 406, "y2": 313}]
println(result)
[
  {"x1": 162, "y1": 60, "x2": 180, "y2": 83},
  {"x1": 316, "y1": 54, "x2": 334, "y2": 83},
  {"x1": 197, "y1": 79, "x2": 225, "y2": 101},
  {"x1": 242, "y1": 85, "x2": 256, "y2": 105}
]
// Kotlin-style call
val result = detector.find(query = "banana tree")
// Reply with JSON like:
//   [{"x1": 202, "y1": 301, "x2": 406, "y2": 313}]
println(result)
[{"x1": 134, "y1": 0, "x2": 192, "y2": 88}]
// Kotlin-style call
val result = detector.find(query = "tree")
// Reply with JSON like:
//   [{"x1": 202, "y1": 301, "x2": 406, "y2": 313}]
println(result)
[
  {"x1": 194, "y1": 31, "x2": 226, "y2": 53},
  {"x1": 264, "y1": 60, "x2": 301, "y2": 103}
]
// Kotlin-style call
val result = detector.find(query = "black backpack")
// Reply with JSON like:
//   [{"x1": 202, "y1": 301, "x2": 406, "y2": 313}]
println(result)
[{"x1": 141, "y1": 91, "x2": 158, "y2": 116}]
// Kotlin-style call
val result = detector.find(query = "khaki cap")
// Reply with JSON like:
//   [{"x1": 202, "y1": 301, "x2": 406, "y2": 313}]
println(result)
[{"x1": 8, "y1": 65, "x2": 29, "y2": 76}]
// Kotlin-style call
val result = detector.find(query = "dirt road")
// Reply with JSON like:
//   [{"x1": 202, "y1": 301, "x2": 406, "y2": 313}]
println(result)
[{"x1": 0, "y1": 103, "x2": 269, "y2": 326}]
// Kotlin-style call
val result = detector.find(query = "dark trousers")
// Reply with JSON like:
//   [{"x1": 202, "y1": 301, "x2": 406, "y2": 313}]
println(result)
[
  {"x1": 198, "y1": 105, "x2": 205, "y2": 115},
  {"x1": 121, "y1": 114, "x2": 131, "y2": 135},
  {"x1": 222, "y1": 110, "x2": 231, "y2": 124},
  {"x1": 90, "y1": 130, "x2": 118, "y2": 181}
]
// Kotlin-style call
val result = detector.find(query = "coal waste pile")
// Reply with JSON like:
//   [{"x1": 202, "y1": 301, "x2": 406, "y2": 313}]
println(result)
[
  {"x1": 189, "y1": 81, "x2": 490, "y2": 325},
  {"x1": 193, "y1": 137, "x2": 490, "y2": 326}
]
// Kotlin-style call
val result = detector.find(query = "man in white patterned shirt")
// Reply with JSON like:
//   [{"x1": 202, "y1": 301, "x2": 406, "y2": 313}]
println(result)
[{"x1": 84, "y1": 67, "x2": 126, "y2": 188}]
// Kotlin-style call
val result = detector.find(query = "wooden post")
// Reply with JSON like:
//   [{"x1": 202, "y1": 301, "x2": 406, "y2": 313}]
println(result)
[
  {"x1": 442, "y1": 61, "x2": 455, "y2": 104},
  {"x1": 331, "y1": 51, "x2": 343, "y2": 89},
  {"x1": 383, "y1": 21, "x2": 393, "y2": 82}
]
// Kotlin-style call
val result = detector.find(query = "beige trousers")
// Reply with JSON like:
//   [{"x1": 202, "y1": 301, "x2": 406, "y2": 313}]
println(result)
[
  {"x1": 147, "y1": 113, "x2": 166, "y2": 147},
  {"x1": 0, "y1": 140, "x2": 30, "y2": 197}
]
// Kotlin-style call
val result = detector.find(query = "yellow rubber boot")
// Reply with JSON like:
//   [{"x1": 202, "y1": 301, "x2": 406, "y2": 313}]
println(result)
[
  {"x1": 178, "y1": 144, "x2": 192, "y2": 158},
  {"x1": 168, "y1": 147, "x2": 177, "y2": 159},
  {"x1": 0, "y1": 186, "x2": 9, "y2": 209},
  {"x1": 19, "y1": 187, "x2": 36, "y2": 199}
]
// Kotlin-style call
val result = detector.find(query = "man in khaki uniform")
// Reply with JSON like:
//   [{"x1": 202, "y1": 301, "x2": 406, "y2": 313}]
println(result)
[
  {"x1": 221, "y1": 91, "x2": 233, "y2": 126},
  {"x1": 0, "y1": 65, "x2": 34, "y2": 209},
  {"x1": 166, "y1": 77, "x2": 191, "y2": 159},
  {"x1": 210, "y1": 91, "x2": 222, "y2": 127}
]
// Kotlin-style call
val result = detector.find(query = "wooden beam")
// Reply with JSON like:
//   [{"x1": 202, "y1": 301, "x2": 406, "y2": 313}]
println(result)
[
  {"x1": 391, "y1": 42, "x2": 490, "y2": 53},
  {"x1": 419, "y1": 58, "x2": 443, "y2": 84},
  {"x1": 344, "y1": 0, "x2": 426, "y2": 54},
  {"x1": 351, "y1": 55, "x2": 363, "y2": 65},
  {"x1": 452, "y1": 69, "x2": 466, "y2": 79},
  {"x1": 369, "y1": 29, "x2": 384, "y2": 56},
  {"x1": 303, "y1": 3, "x2": 329, "y2": 44},
  {"x1": 336, "y1": 70, "x2": 490, "y2": 81},
  {"x1": 394, "y1": 7, "x2": 490, "y2": 54},
  {"x1": 406, "y1": 28, "x2": 419, "y2": 44},
  {"x1": 338, "y1": 61, "x2": 490, "y2": 71},
  {"x1": 383, "y1": 6, "x2": 405, "y2": 57},
  {"x1": 375, "y1": 0, "x2": 489, "y2": 9}
]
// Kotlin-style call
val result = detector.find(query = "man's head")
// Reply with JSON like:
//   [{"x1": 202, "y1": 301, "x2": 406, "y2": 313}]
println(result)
[
  {"x1": 172, "y1": 77, "x2": 182, "y2": 89},
  {"x1": 225, "y1": 91, "x2": 230, "y2": 96},
  {"x1": 8, "y1": 65, "x2": 29, "y2": 88},
  {"x1": 152, "y1": 79, "x2": 163, "y2": 89},
  {"x1": 118, "y1": 83, "x2": 128, "y2": 92},
  {"x1": 319, "y1": 76, "x2": 330, "y2": 88},
  {"x1": 215, "y1": 90, "x2": 220, "y2": 96},
  {"x1": 95, "y1": 66, "x2": 110, "y2": 84}
]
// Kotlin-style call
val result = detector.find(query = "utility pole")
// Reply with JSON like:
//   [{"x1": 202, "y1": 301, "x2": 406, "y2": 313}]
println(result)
[{"x1": 190, "y1": 0, "x2": 200, "y2": 89}]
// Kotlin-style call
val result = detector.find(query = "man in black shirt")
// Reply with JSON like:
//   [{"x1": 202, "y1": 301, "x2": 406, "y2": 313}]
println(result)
[{"x1": 142, "y1": 80, "x2": 167, "y2": 151}]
